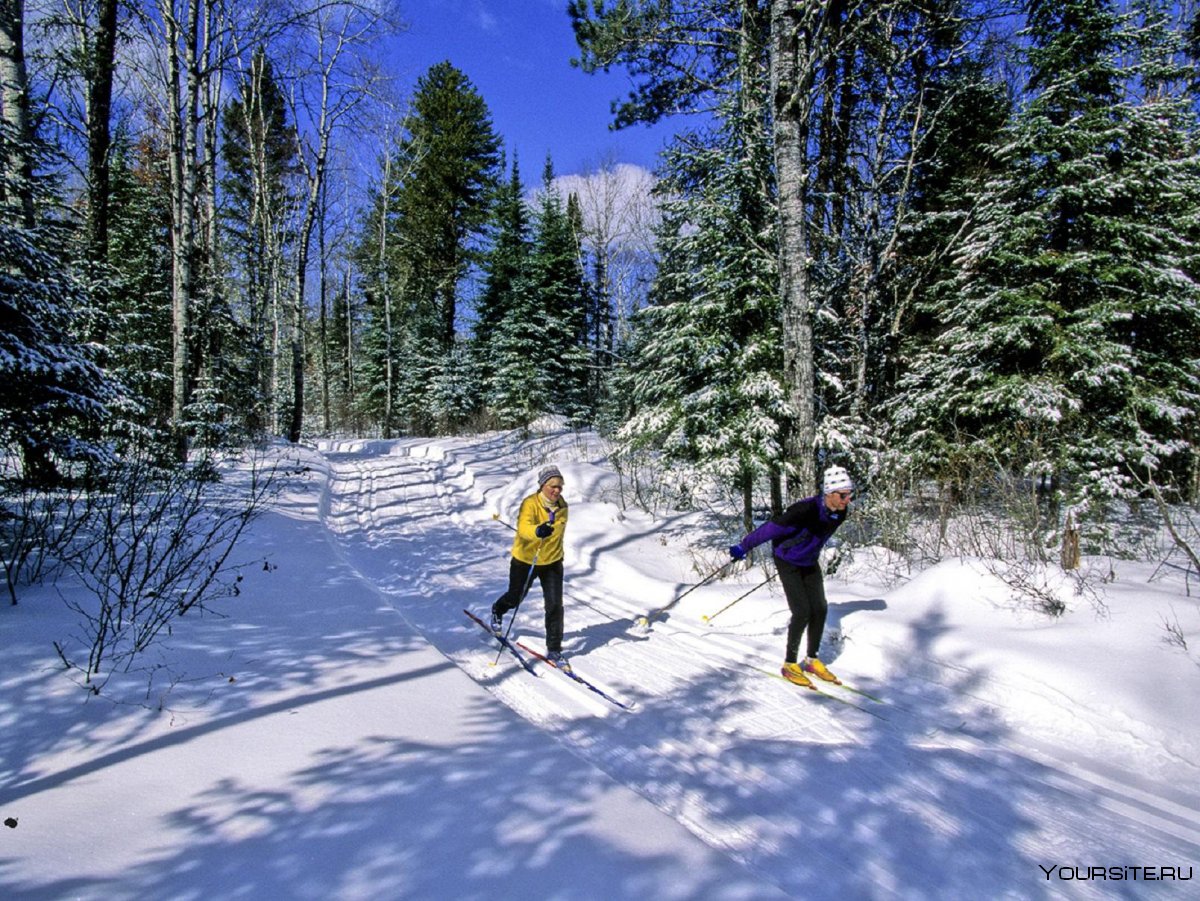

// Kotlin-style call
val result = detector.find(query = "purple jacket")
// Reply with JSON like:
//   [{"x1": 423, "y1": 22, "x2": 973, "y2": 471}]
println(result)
[{"x1": 740, "y1": 495, "x2": 846, "y2": 569}]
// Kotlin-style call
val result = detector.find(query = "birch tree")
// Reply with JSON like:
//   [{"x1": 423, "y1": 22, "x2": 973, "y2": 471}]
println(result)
[
  {"x1": 0, "y1": 0, "x2": 36, "y2": 229},
  {"x1": 281, "y1": 1, "x2": 391, "y2": 443},
  {"x1": 221, "y1": 49, "x2": 298, "y2": 436},
  {"x1": 137, "y1": 0, "x2": 213, "y2": 458},
  {"x1": 552, "y1": 157, "x2": 660, "y2": 412}
]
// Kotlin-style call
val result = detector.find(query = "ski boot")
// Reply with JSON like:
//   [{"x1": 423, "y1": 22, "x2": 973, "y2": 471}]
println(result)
[
  {"x1": 780, "y1": 662, "x2": 813, "y2": 688},
  {"x1": 801, "y1": 657, "x2": 841, "y2": 684}
]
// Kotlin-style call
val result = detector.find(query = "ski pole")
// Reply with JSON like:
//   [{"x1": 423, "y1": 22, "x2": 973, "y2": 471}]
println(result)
[
  {"x1": 636, "y1": 557, "x2": 741, "y2": 628},
  {"x1": 494, "y1": 546, "x2": 542, "y2": 666},
  {"x1": 701, "y1": 570, "x2": 778, "y2": 625}
]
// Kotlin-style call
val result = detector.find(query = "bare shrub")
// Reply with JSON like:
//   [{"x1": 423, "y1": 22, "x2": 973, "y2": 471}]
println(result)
[
  {"x1": 0, "y1": 458, "x2": 91, "y2": 604},
  {"x1": 609, "y1": 445, "x2": 689, "y2": 515},
  {"x1": 1161, "y1": 608, "x2": 1189, "y2": 652},
  {"x1": 51, "y1": 450, "x2": 288, "y2": 693},
  {"x1": 1139, "y1": 471, "x2": 1200, "y2": 594}
]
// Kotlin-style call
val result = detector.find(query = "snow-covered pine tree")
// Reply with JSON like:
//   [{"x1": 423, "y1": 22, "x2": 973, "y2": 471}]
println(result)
[
  {"x1": 486, "y1": 255, "x2": 557, "y2": 427},
  {"x1": 97, "y1": 136, "x2": 174, "y2": 444},
  {"x1": 891, "y1": 0, "x2": 1200, "y2": 512},
  {"x1": 616, "y1": 69, "x2": 785, "y2": 526},
  {"x1": 0, "y1": 220, "x2": 114, "y2": 484},
  {"x1": 529, "y1": 159, "x2": 592, "y2": 424},
  {"x1": 426, "y1": 339, "x2": 483, "y2": 434},
  {"x1": 474, "y1": 156, "x2": 532, "y2": 414},
  {"x1": 485, "y1": 158, "x2": 592, "y2": 428},
  {"x1": 1118, "y1": 0, "x2": 1200, "y2": 500}
]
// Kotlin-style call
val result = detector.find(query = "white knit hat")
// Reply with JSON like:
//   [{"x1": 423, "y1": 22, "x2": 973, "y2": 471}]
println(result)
[
  {"x1": 538, "y1": 465, "x2": 563, "y2": 487},
  {"x1": 822, "y1": 465, "x2": 854, "y2": 495}
]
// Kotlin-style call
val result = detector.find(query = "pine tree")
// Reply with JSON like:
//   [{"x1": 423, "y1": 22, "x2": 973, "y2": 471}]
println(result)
[
  {"x1": 103, "y1": 134, "x2": 174, "y2": 438},
  {"x1": 485, "y1": 158, "x2": 591, "y2": 427},
  {"x1": 474, "y1": 156, "x2": 532, "y2": 399},
  {"x1": 350, "y1": 63, "x2": 501, "y2": 435},
  {"x1": 892, "y1": 0, "x2": 1200, "y2": 508},
  {"x1": 528, "y1": 158, "x2": 592, "y2": 424},
  {"x1": 616, "y1": 66, "x2": 784, "y2": 524},
  {"x1": 0, "y1": 220, "x2": 114, "y2": 483},
  {"x1": 486, "y1": 281, "x2": 545, "y2": 427},
  {"x1": 393, "y1": 61, "x2": 502, "y2": 354},
  {"x1": 1118, "y1": 0, "x2": 1200, "y2": 499}
]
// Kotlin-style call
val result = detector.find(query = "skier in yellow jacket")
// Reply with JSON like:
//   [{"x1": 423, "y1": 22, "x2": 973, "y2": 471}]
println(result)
[{"x1": 490, "y1": 465, "x2": 570, "y2": 665}]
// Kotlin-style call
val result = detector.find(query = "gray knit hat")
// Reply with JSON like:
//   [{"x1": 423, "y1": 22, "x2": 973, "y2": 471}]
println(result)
[{"x1": 538, "y1": 465, "x2": 563, "y2": 487}]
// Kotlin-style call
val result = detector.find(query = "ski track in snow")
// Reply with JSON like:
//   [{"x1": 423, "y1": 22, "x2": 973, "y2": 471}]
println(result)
[{"x1": 317, "y1": 437, "x2": 1200, "y2": 899}]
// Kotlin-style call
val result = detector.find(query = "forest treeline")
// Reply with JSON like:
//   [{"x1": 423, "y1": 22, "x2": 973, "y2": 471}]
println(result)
[{"x1": 3, "y1": 0, "x2": 1200, "y2": 549}]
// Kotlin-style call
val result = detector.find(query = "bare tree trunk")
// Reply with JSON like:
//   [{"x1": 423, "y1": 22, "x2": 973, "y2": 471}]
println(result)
[
  {"x1": 341, "y1": 268, "x2": 354, "y2": 416},
  {"x1": 318, "y1": 179, "x2": 331, "y2": 434},
  {"x1": 242, "y1": 53, "x2": 273, "y2": 434},
  {"x1": 287, "y1": 114, "x2": 327, "y2": 444},
  {"x1": 85, "y1": 0, "x2": 119, "y2": 267},
  {"x1": 197, "y1": 4, "x2": 226, "y2": 417},
  {"x1": 163, "y1": 0, "x2": 203, "y2": 461},
  {"x1": 288, "y1": 194, "x2": 312, "y2": 444},
  {"x1": 0, "y1": 0, "x2": 36, "y2": 229},
  {"x1": 375, "y1": 155, "x2": 394, "y2": 439},
  {"x1": 742, "y1": 469, "x2": 754, "y2": 534},
  {"x1": 770, "y1": 0, "x2": 817, "y2": 491},
  {"x1": 286, "y1": 8, "x2": 379, "y2": 443}
]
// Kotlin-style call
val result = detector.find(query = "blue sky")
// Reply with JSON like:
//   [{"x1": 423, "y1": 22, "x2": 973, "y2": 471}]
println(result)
[{"x1": 390, "y1": 0, "x2": 677, "y2": 176}]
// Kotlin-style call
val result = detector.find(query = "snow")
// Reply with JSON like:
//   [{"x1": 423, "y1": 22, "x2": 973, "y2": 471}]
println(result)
[{"x1": 3, "y1": 425, "x2": 1199, "y2": 899}]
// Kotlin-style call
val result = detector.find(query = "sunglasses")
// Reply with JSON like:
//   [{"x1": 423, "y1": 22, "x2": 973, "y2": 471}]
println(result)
[{"x1": 835, "y1": 491, "x2": 852, "y2": 500}]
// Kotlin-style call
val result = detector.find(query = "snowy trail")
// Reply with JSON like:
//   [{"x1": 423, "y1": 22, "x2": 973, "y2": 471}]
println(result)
[{"x1": 318, "y1": 436, "x2": 1200, "y2": 899}]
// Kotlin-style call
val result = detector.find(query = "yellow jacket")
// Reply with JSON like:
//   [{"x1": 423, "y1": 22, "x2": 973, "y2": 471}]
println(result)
[{"x1": 510, "y1": 490, "x2": 568, "y2": 565}]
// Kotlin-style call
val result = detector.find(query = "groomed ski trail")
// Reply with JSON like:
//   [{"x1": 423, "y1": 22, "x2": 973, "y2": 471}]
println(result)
[{"x1": 316, "y1": 435, "x2": 1200, "y2": 899}]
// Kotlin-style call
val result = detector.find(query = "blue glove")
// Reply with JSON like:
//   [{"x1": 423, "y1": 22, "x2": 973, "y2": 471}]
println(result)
[
  {"x1": 535, "y1": 522, "x2": 554, "y2": 539},
  {"x1": 729, "y1": 544, "x2": 746, "y2": 561}
]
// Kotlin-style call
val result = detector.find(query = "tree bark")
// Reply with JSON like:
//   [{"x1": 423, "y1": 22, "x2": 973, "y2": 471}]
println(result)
[
  {"x1": 163, "y1": 0, "x2": 203, "y2": 460},
  {"x1": 770, "y1": 0, "x2": 816, "y2": 491},
  {"x1": 0, "y1": 0, "x2": 36, "y2": 229},
  {"x1": 85, "y1": 0, "x2": 118, "y2": 266}
]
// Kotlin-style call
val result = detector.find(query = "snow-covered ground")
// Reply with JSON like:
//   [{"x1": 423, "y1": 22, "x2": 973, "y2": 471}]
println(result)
[{"x1": 2, "y1": 426, "x2": 1199, "y2": 899}]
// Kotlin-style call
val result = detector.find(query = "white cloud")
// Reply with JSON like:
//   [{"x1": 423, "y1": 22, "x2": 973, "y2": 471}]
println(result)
[{"x1": 544, "y1": 162, "x2": 661, "y2": 250}]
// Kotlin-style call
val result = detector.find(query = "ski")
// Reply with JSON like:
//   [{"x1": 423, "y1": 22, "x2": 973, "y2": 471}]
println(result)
[
  {"x1": 826, "y1": 679, "x2": 884, "y2": 704},
  {"x1": 515, "y1": 641, "x2": 637, "y2": 712},
  {"x1": 463, "y1": 609, "x2": 540, "y2": 677},
  {"x1": 796, "y1": 665, "x2": 884, "y2": 703},
  {"x1": 745, "y1": 662, "x2": 886, "y2": 718}
]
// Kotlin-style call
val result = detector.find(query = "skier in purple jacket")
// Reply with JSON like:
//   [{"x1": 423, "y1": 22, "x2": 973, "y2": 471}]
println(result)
[{"x1": 729, "y1": 465, "x2": 854, "y2": 688}]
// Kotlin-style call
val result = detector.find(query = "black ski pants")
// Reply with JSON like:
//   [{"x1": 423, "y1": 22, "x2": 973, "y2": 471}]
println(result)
[
  {"x1": 493, "y1": 558, "x2": 564, "y2": 653},
  {"x1": 776, "y1": 558, "x2": 828, "y2": 663}
]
